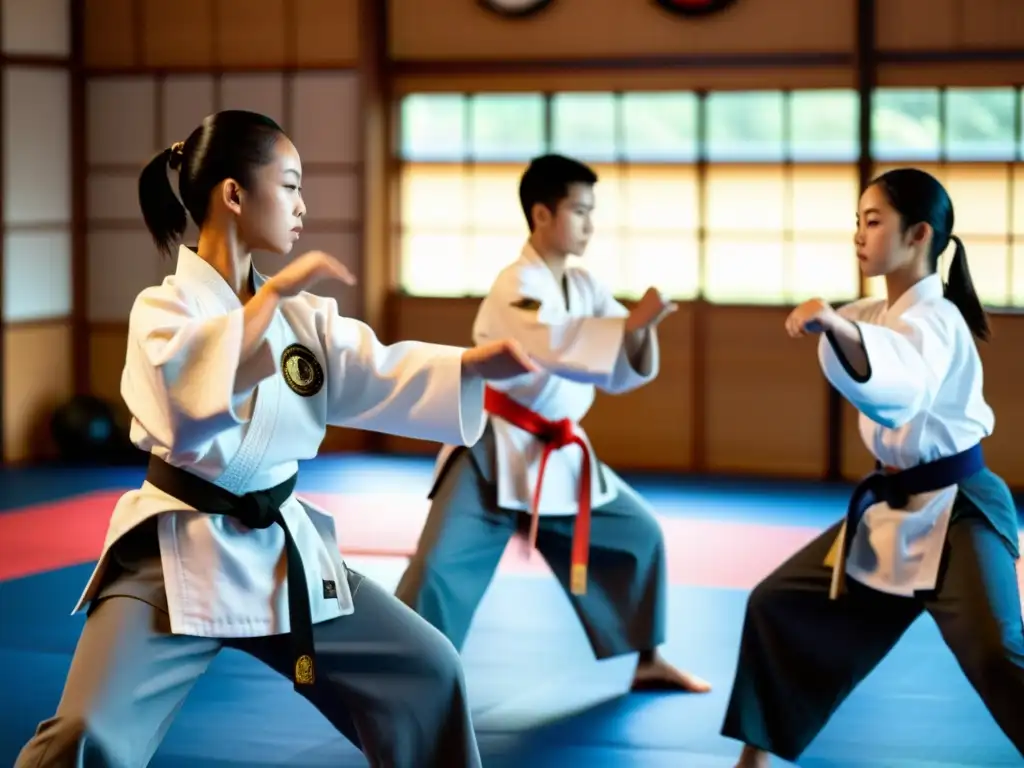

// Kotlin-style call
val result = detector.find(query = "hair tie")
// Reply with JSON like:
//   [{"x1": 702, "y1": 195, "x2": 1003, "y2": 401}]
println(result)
[{"x1": 168, "y1": 141, "x2": 185, "y2": 171}]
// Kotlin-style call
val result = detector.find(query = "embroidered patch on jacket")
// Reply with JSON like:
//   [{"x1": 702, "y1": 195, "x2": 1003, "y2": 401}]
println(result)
[
  {"x1": 510, "y1": 297, "x2": 542, "y2": 311},
  {"x1": 281, "y1": 344, "x2": 324, "y2": 397}
]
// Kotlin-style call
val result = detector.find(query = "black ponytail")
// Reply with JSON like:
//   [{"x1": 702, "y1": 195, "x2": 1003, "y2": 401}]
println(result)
[
  {"x1": 943, "y1": 234, "x2": 991, "y2": 342},
  {"x1": 138, "y1": 110, "x2": 284, "y2": 259},
  {"x1": 871, "y1": 168, "x2": 992, "y2": 343},
  {"x1": 138, "y1": 145, "x2": 187, "y2": 258}
]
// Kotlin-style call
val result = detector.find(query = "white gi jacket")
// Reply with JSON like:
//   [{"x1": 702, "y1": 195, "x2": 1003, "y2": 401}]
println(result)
[
  {"x1": 73, "y1": 245, "x2": 486, "y2": 638},
  {"x1": 820, "y1": 273, "x2": 995, "y2": 596},
  {"x1": 433, "y1": 243, "x2": 659, "y2": 516}
]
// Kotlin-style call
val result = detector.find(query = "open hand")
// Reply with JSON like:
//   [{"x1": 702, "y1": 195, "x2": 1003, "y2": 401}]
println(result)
[
  {"x1": 785, "y1": 298, "x2": 839, "y2": 338},
  {"x1": 461, "y1": 339, "x2": 539, "y2": 381},
  {"x1": 626, "y1": 287, "x2": 678, "y2": 333},
  {"x1": 267, "y1": 250, "x2": 357, "y2": 298}
]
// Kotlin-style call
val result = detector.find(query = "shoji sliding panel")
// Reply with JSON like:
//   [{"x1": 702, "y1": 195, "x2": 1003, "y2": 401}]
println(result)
[{"x1": 2, "y1": 0, "x2": 73, "y2": 462}]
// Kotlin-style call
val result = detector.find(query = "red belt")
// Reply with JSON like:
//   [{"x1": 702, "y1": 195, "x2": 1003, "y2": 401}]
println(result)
[{"x1": 484, "y1": 387, "x2": 592, "y2": 595}]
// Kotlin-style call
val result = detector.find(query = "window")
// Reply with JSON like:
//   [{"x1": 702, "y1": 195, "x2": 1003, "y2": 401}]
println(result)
[
  {"x1": 1013, "y1": 164, "x2": 1024, "y2": 306},
  {"x1": 396, "y1": 87, "x2": 1024, "y2": 308},
  {"x1": 551, "y1": 92, "x2": 617, "y2": 162},
  {"x1": 399, "y1": 93, "x2": 465, "y2": 162},
  {"x1": 397, "y1": 94, "x2": 545, "y2": 297},
  {"x1": 871, "y1": 89, "x2": 941, "y2": 163},
  {"x1": 397, "y1": 89, "x2": 859, "y2": 305},
  {"x1": 866, "y1": 88, "x2": 1023, "y2": 308}
]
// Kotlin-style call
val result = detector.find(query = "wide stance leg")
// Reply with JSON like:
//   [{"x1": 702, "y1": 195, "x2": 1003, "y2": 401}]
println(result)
[
  {"x1": 721, "y1": 522, "x2": 921, "y2": 761},
  {"x1": 395, "y1": 445, "x2": 515, "y2": 652},
  {"x1": 15, "y1": 597, "x2": 221, "y2": 768},
  {"x1": 242, "y1": 569, "x2": 481, "y2": 768},
  {"x1": 923, "y1": 514, "x2": 1024, "y2": 756},
  {"x1": 534, "y1": 471, "x2": 668, "y2": 660}
]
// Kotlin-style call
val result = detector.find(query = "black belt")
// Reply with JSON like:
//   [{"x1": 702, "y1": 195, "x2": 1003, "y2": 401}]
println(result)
[{"x1": 145, "y1": 454, "x2": 315, "y2": 689}]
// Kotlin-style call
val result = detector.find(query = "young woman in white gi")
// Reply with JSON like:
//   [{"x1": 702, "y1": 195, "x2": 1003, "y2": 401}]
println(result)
[
  {"x1": 396, "y1": 154, "x2": 711, "y2": 694},
  {"x1": 723, "y1": 167, "x2": 1024, "y2": 767},
  {"x1": 15, "y1": 110, "x2": 537, "y2": 768}
]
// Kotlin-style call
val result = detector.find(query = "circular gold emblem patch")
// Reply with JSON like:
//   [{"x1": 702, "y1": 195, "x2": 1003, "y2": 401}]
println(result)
[{"x1": 281, "y1": 344, "x2": 324, "y2": 397}]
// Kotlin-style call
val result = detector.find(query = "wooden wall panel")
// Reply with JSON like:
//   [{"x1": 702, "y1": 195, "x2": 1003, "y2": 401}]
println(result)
[
  {"x1": 85, "y1": 0, "x2": 360, "y2": 71},
  {"x1": 878, "y1": 62, "x2": 1024, "y2": 88},
  {"x1": 87, "y1": 325, "x2": 128, "y2": 409},
  {"x1": 214, "y1": 0, "x2": 287, "y2": 68},
  {"x1": 961, "y1": 0, "x2": 1024, "y2": 48},
  {"x1": 390, "y1": 0, "x2": 856, "y2": 61},
  {"x1": 703, "y1": 307, "x2": 827, "y2": 478},
  {"x1": 82, "y1": 0, "x2": 135, "y2": 69},
  {"x1": 3, "y1": 323, "x2": 73, "y2": 462},
  {"x1": 295, "y1": 0, "x2": 361, "y2": 68},
  {"x1": 875, "y1": 0, "x2": 962, "y2": 51},
  {"x1": 141, "y1": 0, "x2": 213, "y2": 68},
  {"x1": 877, "y1": 0, "x2": 1024, "y2": 51}
]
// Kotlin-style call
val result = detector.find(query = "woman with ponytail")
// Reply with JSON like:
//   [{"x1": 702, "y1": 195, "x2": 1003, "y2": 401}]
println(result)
[
  {"x1": 16, "y1": 110, "x2": 539, "y2": 768},
  {"x1": 723, "y1": 167, "x2": 1024, "y2": 766}
]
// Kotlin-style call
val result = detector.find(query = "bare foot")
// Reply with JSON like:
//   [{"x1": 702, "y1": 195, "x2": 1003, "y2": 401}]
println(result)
[
  {"x1": 735, "y1": 745, "x2": 770, "y2": 768},
  {"x1": 630, "y1": 651, "x2": 712, "y2": 693}
]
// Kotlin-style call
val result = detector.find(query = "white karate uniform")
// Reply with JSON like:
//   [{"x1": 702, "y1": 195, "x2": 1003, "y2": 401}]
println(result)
[
  {"x1": 73, "y1": 244, "x2": 486, "y2": 638},
  {"x1": 819, "y1": 273, "x2": 995, "y2": 596},
  {"x1": 432, "y1": 243, "x2": 658, "y2": 516}
]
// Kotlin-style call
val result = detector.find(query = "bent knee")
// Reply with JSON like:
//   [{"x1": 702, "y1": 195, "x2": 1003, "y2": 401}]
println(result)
[
  {"x1": 412, "y1": 622, "x2": 466, "y2": 691},
  {"x1": 629, "y1": 507, "x2": 666, "y2": 560},
  {"x1": 958, "y1": 628, "x2": 1024, "y2": 684},
  {"x1": 744, "y1": 572, "x2": 793, "y2": 621}
]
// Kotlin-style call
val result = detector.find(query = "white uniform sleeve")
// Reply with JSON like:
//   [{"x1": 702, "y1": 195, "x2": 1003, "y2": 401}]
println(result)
[
  {"x1": 472, "y1": 267, "x2": 626, "y2": 387},
  {"x1": 314, "y1": 298, "x2": 485, "y2": 447},
  {"x1": 592, "y1": 278, "x2": 660, "y2": 394},
  {"x1": 121, "y1": 284, "x2": 278, "y2": 453},
  {"x1": 817, "y1": 302, "x2": 956, "y2": 429}
]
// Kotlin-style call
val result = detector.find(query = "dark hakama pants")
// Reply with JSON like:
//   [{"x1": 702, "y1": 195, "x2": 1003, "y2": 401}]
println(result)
[{"x1": 721, "y1": 468, "x2": 1024, "y2": 760}]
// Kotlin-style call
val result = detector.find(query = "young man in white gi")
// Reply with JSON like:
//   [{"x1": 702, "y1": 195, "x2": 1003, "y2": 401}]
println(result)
[{"x1": 397, "y1": 154, "x2": 711, "y2": 694}]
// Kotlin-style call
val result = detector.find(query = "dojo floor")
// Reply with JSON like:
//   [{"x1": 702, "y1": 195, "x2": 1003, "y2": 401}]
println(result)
[{"x1": 1, "y1": 455, "x2": 1021, "y2": 767}]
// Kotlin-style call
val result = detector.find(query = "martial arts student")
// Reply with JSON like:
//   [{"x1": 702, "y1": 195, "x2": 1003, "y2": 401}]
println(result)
[
  {"x1": 15, "y1": 110, "x2": 539, "y2": 768},
  {"x1": 723, "y1": 167, "x2": 1024, "y2": 767},
  {"x1": 396, "y1": 153, "x2": 711, "y2": 694}
]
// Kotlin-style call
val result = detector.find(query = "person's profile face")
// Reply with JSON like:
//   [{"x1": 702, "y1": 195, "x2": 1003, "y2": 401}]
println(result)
[{"x1": 236, "y1": 135, "x2": 306, "y2": 256}]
